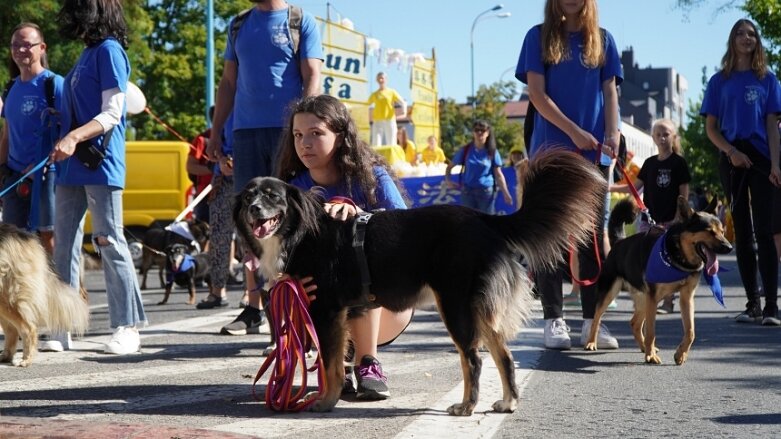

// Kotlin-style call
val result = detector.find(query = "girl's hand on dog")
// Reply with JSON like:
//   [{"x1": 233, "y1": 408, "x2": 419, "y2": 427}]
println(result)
[{"x1": 324, "y1": 202, "x2": 361, "y2": 221}]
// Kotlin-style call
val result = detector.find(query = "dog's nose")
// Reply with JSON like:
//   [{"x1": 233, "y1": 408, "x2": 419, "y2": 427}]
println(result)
[{"x1": 249, "y1": 204, "x2": 262, "y2": 216}]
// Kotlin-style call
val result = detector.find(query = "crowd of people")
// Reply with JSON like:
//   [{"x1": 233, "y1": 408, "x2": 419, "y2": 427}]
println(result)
[{"x1": 1, "y1": 0, "x2": 780, "y2": 408}]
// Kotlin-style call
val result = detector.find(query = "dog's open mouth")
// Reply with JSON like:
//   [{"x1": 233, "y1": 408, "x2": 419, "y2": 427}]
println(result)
[
  {"x1": 696, "y1": 243, "x2": 718, "y2": 276},
  {"x1": 252, "y1": 214, "x2": 281, "y2": 238}
]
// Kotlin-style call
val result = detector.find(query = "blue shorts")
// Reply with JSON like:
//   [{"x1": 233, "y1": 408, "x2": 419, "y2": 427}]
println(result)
[
  {"x1": 232, "y1": 127, "x2": 283, "y2": 194},
  {"x1": 1, "y1": 168, "x2": 56, "y2": 232}
]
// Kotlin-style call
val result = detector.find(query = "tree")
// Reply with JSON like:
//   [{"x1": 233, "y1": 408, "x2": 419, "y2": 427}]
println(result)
[
  {"x1": 438, "y1": 80, "x2": 524, "y2": 161},
  {"x1": 680, "y1": 67, "x2": 721, "y2": 195}
]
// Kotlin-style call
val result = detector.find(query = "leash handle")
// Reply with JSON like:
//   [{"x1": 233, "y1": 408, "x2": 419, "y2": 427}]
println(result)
[
  {"x1": 599, "y1": 142, "x2": 653, "y2": 224},
  {"x1": 0, "y1": 157, "x2": 49, "y2": 199},
  {"x1": 252, "y1": 278, "x2": 325, "y2": 412}
]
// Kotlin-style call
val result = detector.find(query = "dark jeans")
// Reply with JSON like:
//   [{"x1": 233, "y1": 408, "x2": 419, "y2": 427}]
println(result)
[
  {"x1": 719, "y1": 140, "x2": 778, "y2": 313},
  {"x1": 537, "y1": 164, "x2": 607, "y2": 320}
]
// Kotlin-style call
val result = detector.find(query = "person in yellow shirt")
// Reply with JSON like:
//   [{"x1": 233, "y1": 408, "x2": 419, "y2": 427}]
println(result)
[
  {"x1": 397, "y1": 126, "x2": 417, "y2": 165},
  {"x1": 421, "y1": 135, "x2": 446, "y2": 165},
  {"x1": 368, "y1": 72, "x2": 406, "y2": 146}
]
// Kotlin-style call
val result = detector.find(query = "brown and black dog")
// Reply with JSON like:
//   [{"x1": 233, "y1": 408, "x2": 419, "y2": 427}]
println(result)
[
  {"x1": 139, "y1": 219, "x2": 209, "y2": 290},
  {"x1": 158, "y1": 243, "x2": 211, "y2": 305},
  {"x1": 585, "y1": 196, "x2": 732, "y2": 365},
  {"x1": 233, "y1": 150, "x2": 605, "y2": 415}
]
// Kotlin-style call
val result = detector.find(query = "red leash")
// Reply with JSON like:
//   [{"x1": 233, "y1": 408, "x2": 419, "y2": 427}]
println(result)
[
  {"x1": 568, "y1": 143, "x2": 650, "y2": 287},
  {"x1": 252, "y1": 278, "x2": 325, "y2": 412}
]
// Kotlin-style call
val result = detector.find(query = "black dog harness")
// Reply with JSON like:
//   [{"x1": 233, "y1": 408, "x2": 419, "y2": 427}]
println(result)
[{"x1": 351, "y1": 212, "x2": 378, "y2": 307}]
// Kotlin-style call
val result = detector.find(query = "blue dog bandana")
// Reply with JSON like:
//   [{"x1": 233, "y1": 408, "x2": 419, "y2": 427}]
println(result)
[
  {"x1": 166, "y1": 253, "x2": 195, "y2": 284},
  {"x1": 645, "y1": 233, "x2": 725, "y2": 307}
]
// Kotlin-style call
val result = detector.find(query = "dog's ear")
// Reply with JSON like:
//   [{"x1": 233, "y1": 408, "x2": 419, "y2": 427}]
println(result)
[
  {"x1": 676, "y1": 195, "x2": 693, "y2": 221},
  {"x1": 704, "y1": 196, "x2": 719, "y2": 214},
  {"x1": 286, "y1": 183, "x2": 322, "y2": 234}
]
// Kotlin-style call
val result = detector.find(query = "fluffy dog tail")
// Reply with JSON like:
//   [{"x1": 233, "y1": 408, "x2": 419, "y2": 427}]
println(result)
[
  {"x1": 607, "y1": 197, "x2": 639, "y2": 246},
  {"x1": 44, "y1": 271, "x2": 90, "y2": 336},
  {"x1": 499, "y1": 149, "x2": 607, "y2": 273}
]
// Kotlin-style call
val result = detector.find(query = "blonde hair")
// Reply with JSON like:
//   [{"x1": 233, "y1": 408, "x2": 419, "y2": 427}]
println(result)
[
  {"x1": 652, "y1": 119, "x2": 682, "y2": 156},
  {"x1": 721, "y1": 19, "x2": 767, "y2": 79},
  {"x1": 542, "y1": 0, "x2": 604, "y2": 67}
]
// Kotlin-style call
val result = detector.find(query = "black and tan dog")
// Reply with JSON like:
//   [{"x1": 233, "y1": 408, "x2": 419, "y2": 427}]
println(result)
[
  {"x1": 140, "y1": 219, "x2": 209, "y2": 290},
  {"x1": 233, "y1": 150, "x2": 605, "y2": 415},
  {"x1": 585, "y1": 196, "x2": 732, "y2": 365},
  {"x1": 159, "y1": 243, "x2": 211, "y2": 305}
]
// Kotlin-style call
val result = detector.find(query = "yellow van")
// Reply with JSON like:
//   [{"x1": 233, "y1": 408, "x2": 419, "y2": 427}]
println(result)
[{"x1": 84, "y1": 141, "x2": 194, "y2": 265}]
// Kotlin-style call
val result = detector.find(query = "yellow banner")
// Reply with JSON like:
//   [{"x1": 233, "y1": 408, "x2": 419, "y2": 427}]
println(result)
[
  {"x1": 318, "y1": 18, "x2": 370, "y2": 141},
  {"x1": 410, "y1": 55, "x2": 439, "y2": 147}
]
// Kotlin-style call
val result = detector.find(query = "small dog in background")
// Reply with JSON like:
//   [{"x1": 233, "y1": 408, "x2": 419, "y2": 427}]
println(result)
[
  {"x1": 0, "y1": 224, "x2": 90, "y2": 367},
  {"x1": 139, "y1": 219, "x2": 209, "y2": 290},
  {"x1": 158, "y1": 243, "x2": 211, "y2": 305}
]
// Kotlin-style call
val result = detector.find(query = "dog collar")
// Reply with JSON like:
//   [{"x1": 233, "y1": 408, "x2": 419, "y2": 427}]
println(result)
[{"x1": 645, "y1": 233, "x2": 691, "y2": 284}]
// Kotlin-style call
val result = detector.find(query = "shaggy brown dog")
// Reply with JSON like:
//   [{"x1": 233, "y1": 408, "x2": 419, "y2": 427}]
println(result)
[{"x1": 0, "y1": 224, "x2": 89, "y2": 367}]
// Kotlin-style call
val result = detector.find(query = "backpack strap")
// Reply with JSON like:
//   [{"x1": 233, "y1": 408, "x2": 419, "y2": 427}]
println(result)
[
  {"x1": 230, "y1": 6, "x2": 302, "y2": 65},
  {"x1": 287, "y1": 4, "x2": 302, "y2": 59},
  {"x1": 2, "y1": 78, "x2": 16, "y2": 102},
  {"x1": 43, "y1": 75, "x2": 56, "y2": 109}
]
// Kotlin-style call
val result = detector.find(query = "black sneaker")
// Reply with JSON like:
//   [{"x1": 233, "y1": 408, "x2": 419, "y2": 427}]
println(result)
[
  {"x1": 761, "y1": 307, "x2": 780, "y2": 326},
  {"x1": 735, "y1": 304, "x2": 762, "y2": 323},
  {"x1": 355, "y1": 355, "x2": 390, "y2": 400},
  {"x1": 220, "y1": 307, "x2": 265, "y2": 335},
  {"x1": 342, "y1": 366, "x2": 357, "y2": 395}
]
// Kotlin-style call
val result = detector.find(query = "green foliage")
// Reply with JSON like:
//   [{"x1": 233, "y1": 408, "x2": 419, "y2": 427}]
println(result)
[
  {"x1": 742, "y1": 0, "x2": 781, "y2": 75},
  {"x1": 680, "y1": 68, "x2": 721, "y2": 195},
  {"x1": 438, "y1": 80, "x2": 524, "y2": 161}
]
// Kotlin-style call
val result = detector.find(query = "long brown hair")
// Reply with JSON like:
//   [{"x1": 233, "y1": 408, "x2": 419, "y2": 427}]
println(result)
[
  {"x1": 541, "y1": 0, "x2": 604, "y2": 67},
  {"x1": 57, "y1": 0, "x2": 128, "y2": 48},
  {"x1": 276, "y1": 95, "x2": 405, "y2": 208},
  {"x1": 721, "y1": 19, "x2": 767, "y2": 79}
]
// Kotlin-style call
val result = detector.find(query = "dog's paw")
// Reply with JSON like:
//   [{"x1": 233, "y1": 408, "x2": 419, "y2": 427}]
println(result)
[
  {"x1": 492, "y1": 399, "x2": 517, "y2": 413},
  {"x1": 644, "y1": 353, "x2": 662, "y2": 364},
  {"x1": 307, "y1": 395, "x2": 336, "y2": 413},
  {"x1": 673, "y1": 349, "x2": 688, "y2": 366},
  {"x1": 0, "y1": 353, "x2": 13, "y2": 363},
  {"x1": 446, "y1": 402, "x2": 475, "y2": 416},
  {"x1": 584, "y1": 342, "x2": 598, "y2": 351},
  {"x1": 261, "y1": 344, "x2": 277, "y2": 357},
  {"x1": 17, "y1": 359, "x2": 32, "y2": 367},
  {"x1": 156, "y1": 300, "x2": 168, "y2": 305}
]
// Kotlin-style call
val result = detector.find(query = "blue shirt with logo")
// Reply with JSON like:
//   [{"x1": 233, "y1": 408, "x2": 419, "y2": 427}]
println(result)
[
  {"x1": 288, "y1": 166, "x2": 406, "y2": 211},
  {"x1": 515, "y1": 25, "x2": 623, "y2": 162},
  {"x1": 451, "y1": 143, "x2": 502, "y2": 190},
  {"x1": 225, "y1": 7, "x2": 323, "y2": 129},
  {"x1": 700, "y1": 70, "x2": 781, "y2": 160},
  {"x1": 56, "y1": 38, "x2": 129, "y2": 188},
  {"x1": 1, "y1": 70, "x2": 63, "y2": 172}
]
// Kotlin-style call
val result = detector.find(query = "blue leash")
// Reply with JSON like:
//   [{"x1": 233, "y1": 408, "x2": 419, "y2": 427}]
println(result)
[{"x1": 0, "y1": 157, "x2": 49, "y2": 199}]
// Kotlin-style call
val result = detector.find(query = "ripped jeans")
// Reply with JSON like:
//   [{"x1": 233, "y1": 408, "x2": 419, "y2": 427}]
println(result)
[{"x1": 54, "y1": 185, "x2": 147, "y2": 328}]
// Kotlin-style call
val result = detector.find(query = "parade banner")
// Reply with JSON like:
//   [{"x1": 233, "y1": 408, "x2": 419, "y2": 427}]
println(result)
[
  {"x1": 409, "y1": 52, "x2": 439, "y2": 147},
  {"x1": 400, "y1": 167, "x2": 517, "y2": 215},
  {"x1": 317, "y1": 18, "x2": 371, "y2": 141}
]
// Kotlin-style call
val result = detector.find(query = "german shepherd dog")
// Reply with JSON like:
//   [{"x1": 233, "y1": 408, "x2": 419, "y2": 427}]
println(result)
[
  {"x1": 0, "y1": 224, "x2": 90, "y2": 367},
  {"x1": 139, "y1": 219, "x2": 210, "y2": 290},
  {"x1": 585, "y1": 196, "x2": 732, "y2": 365},
  {"x1": 233, "y1": 150, "x2": 605, "y2": 415},
  {"x1": 158, "y1": 243, "x2": 211, "y2": 305}
]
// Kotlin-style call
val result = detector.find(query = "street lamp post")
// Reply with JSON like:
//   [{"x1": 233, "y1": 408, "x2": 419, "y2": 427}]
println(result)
[{"x1": 470, "y1": 5, "x2": 510, "y2": 108}]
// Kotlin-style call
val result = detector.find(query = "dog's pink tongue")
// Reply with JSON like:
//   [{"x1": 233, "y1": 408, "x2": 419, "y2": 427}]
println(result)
[
  {"x1": 253, "y1": 219, "x2": 274, "y2": 238},
  {"x1": 705, "y1": 247, "x2": 718, "y2": 276}
]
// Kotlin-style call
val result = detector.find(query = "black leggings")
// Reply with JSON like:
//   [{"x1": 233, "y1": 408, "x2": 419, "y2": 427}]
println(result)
[
  {"x1": 537, "y1": 164, "x2": 607, "y2": 320},
  {"x1": 719, "y1": 140, "x2": 778, "y2": 311}
]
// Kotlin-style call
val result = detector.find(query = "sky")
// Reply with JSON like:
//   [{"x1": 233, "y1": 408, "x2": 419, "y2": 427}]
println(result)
[{"x1": 293, "y1": 0, "x2": 748, "y2": 108}]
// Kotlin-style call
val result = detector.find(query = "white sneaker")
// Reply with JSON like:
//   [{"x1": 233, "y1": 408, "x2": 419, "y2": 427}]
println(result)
[
  {"x1": 39, "y1": 332, "x2": 72, "y2": 352},
  {"x1": 580, "y1": 319, "x2": 619, "y2": 349},
  {"x1": 544, "y1": 318, "x2": 571, "y2": 350},
  {"x1": 103, "y1": 326, "x2": 140, "y2": 355}
]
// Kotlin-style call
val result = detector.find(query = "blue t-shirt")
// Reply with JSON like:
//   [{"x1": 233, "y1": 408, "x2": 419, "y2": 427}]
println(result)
[
  {"x1": 700, "y1": 70, "x2": 781, "y2": 160},
  {"x1": 0, "y1": 70, "x2": 64, "y2": 172},
  {"x1": 451, "y1": 143, "x2": 502, "y2": 190},
  {"x1": 225, "y1": 7, "x2": 323, "y2": 130},
  {"x1": 515, "y1": 26, "x2": 623, "y2": 162},
  {"x1": 288, "y1": 166, "x2": 406, "y2": 211},
  {"x1": 56, "y1": 38, "x2": 129, "y2": 188}
]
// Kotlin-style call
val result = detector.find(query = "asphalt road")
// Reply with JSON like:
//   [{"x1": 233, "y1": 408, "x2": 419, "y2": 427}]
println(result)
[{"x1": 1, "y1": 254, "x2": 780, "y2": 438}]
